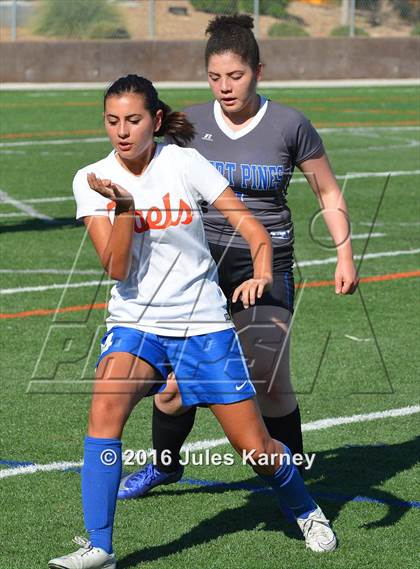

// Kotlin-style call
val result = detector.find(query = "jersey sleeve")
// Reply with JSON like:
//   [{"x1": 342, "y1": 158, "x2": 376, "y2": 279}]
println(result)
[
  {"x1": 184, "y1": 148, "x2": 230, "y2": 204},
  {"x1": 73, "y1": 169, "x2": 112, "y2": 220},
  {"x1": 293, "y1": 114, "x2": 324, "y2": 165}
]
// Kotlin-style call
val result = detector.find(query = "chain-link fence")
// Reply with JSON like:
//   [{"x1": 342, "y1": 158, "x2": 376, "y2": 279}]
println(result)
[{"x1": 1, "y1": 0, "x2": 419, "y2": 42}]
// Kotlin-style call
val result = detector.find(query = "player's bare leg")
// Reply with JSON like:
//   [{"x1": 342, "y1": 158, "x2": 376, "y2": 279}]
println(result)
[
  {"x1": 118, "y1": 375, "x2": 188, "y2": 500},
  {"x1": 89, "y1": 352, "x2": 160, "y2": 438},
  {"x1": 209, "y1": 398, "x2": 284, "y2": 474},
  {"x1": 49, "y1": 354, "x2": 159, "y2": 568},
  {"x1": 210, "y1": 398, "x2": 337, "y2": 552},
  {"x1": 155, "y1": 372, "x2": 189, "y2": 416}
]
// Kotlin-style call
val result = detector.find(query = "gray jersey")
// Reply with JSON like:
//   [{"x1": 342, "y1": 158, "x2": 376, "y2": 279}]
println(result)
[{"x1": 182, "y1": 98, "x2": 324, "y2": 254}]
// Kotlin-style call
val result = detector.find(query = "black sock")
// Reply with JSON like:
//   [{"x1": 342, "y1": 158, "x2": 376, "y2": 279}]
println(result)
[
  {"x1": 152, "y1": 402, "x2": 197, "y2": 473},
  {"x1": 263, "y1": 405, "x2": 304, "y2": 474}
]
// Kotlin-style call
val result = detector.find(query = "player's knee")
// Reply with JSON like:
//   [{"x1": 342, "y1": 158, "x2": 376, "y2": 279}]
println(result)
[
  {"x1": 157, "y1": 389, "x2": 178, "y2": 405},
  {"x1": 89, "y1": 398, "x2": 127, "y2": 432},
  {"x1": 237, "y1": 435, "x2": 276, "y2": 464},
  {"x1": 257, "y1": 392, "x2": 297, "y2": 417},
  {"x1": 155, "y1": 390, "x2": 184, "y2": 415}
]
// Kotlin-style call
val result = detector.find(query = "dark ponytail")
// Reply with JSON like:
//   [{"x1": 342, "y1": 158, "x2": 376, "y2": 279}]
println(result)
[
  {"x1": 155, "y1": 99, "x2": 195, "y2": 146},
  {"x1": 205, "y1": 14, "x2": 260, "y2": 72},
  {"x1": 104, "y1": 74, "x2": 195, "y2": 146}
]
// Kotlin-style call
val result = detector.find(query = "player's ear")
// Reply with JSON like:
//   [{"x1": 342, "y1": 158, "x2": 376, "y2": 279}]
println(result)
[{"x1": 154, "y1": 109, "x2": 163, "y2": 133}]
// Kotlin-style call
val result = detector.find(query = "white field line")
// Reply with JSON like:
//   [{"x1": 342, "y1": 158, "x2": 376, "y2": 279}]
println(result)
[
  {"x1": 0, "y1": 189, "x2": 52, "y2": 221},
  {"x1": 291, "y1": 169, "x2": 420, "y2": 184},
  {"x1": 349, "y1": 233, "x2": 386, "y2": 240},
  {"x1": 357, "y1": 221, "x2": 420, "y2": 227},
  {"x1": 297, "y1": 248, "x2": 420, "y2": 267},
  {"x1": 0, "y1": 127, "x2": 418, "y2": 150},
  {"x1": 3, "y1": 141, "x2": 418, "y2": 157},
  {"x1": 0, "y1": 169, "x2": 418, "y2": 210},
  {"x1": 0, "y1": 269, "x2": 103, "y2": 275},
  {"x1": 0, "y1": 461, "x2": 83, "y2": 479},
  {"x1": 0, "y1": 279, "x2": 113, "y2": 295},
  {"x1": 1, "y1": 248, "x2": 419, "y2": 295},
  {"x1": 1, "y1": 404, "x2": 419, "y2": 480},
  {"x1": 0, "y1": 212, "x2": 27, "y2": 218},
  {"x1": 0, "y1": 137, "x2": 108, "y2": 148},
  {"x1": 8, "y1": 196, "x2": 73, "y2": 204},
  {"x1": 330, "y1": 141, "x2": 420, "y2": 154},
  {"x1": 345, "y1": 334, "x2": 371, "y2": 342}
]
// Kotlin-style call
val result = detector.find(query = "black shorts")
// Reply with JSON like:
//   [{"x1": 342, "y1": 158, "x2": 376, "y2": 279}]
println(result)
[{"x1": 209, "y1": 242, "x2": 294, "y2": 315}]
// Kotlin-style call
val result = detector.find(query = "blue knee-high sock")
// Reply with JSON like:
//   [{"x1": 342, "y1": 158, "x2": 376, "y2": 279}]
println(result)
[
  {"x1": 81, "y1": 436, "x2": 122, "y2": 554},
  {"x1": 258, "y1": 445, "x2": 317, "y2": 520}
]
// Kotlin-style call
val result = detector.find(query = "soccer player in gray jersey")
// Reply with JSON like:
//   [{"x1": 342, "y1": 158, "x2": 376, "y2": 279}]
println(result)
[{"x1": 119, "y1": 14, "x2": 358, "y2": 545}]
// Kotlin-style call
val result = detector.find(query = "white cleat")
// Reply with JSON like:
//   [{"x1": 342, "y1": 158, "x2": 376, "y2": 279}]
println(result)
[
  {"x1": 297, "y1": 506, "x2": 337, "y2": 552},
  {"x1": 48, "y1": 537, "x2": 117, "y2": 568}
]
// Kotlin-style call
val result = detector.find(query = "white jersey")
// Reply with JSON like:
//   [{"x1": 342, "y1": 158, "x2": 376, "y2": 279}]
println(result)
[{"x1": 73, "y1": 143, "x2": 233, "y2": 337}]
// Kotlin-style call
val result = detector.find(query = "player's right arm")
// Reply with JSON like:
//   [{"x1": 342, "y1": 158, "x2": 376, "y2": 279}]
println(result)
[{"x1": 83, "y1": 173, "x2": 135, "y2": 281}]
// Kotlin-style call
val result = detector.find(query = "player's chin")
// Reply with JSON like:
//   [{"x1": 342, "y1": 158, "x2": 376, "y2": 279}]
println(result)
[
  {"x1": 117, "y1": 146, "x2": 139, "y2": 160},
  {"x1": 220, "y1": 99, "x2": 242, "y2": 113},
  {"x1": 117, "y1": 145, "x2": 133, "y2": 154}
]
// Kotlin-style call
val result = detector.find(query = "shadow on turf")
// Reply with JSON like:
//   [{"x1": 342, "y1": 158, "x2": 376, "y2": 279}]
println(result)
[
  {"x1": 119, "y1": 487, "x2": 301, "y2": 567},
  {"x1": 0, "y1": 217, "x2": 80, "y2": 233},
  {"x1": 116, "y1": 437, "x2": 419, "y2": 567}
]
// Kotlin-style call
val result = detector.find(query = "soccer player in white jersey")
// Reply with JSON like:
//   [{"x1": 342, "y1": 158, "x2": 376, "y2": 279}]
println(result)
[{"x1": 48, "y1": 74, "x2": 337, "y2": 568}]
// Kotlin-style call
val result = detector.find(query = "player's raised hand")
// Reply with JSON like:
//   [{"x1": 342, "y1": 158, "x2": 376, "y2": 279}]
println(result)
[
  {"x1": 335, "y1": 258, "x2": 359, "y2": 294},
  {"x1": 232, "y1": 276, "x2": 272, "y2": 309},
  {"x1": 87, "y1": 173, "x2": 134, "y2": 212}
]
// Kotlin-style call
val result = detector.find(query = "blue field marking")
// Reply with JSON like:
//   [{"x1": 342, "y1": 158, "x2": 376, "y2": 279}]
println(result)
[
  {"x1": 2, "y1": 459, "x2": 419, "y2": 509},
  {"x1": 179, "y1": 477, "x2": 420, "y2": 509},
  {"x1": 313, "y1": 491, "x2": 420, "y2": 509},
  {"x1": 0, "y1": 459, "x2": 34, "y2": 468}
]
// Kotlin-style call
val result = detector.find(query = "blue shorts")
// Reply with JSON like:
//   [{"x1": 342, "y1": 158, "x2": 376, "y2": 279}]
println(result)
[{"x1": 97, "y1": 326, "x2": 256, "y2": 407}]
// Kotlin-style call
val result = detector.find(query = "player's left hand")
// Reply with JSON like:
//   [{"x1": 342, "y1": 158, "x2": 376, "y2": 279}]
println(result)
[
  {"x1": 87, "y1": 173, "x2": 134, "y2": 213},
  {"x1": 232, "y1": 276, "x2": 273, "y2": 309},
  {"x1": 335, "y1": 258, "x2": 359, "y2": 294}
]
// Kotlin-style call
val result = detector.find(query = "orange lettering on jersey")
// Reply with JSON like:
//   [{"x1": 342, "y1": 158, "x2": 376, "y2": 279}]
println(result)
[
  {"x1": 147, "y1": 206, "x2": 164, "y2": 229},
  {"x1": 106, "y1": 194, "x2": 193, "y2": 234},
  {"x1": 161, "y1": 193, "x2": 193, "y2": 228}
]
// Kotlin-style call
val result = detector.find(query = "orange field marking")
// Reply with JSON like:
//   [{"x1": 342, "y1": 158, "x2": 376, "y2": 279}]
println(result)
[
  {"x1": 1, "y1": 270, "x2": 419, "y2": 320},
  {"x1": 296, "y1": 270, "x2": 420, "y2": 289},
  {"x1": 3, "y1": 102, "x2": 414, "y2": 114},
  {"x1": 315, "y1": 120, "x2": 420, "y2": 128},
  {"x1": 1, "y1": 95, "x2": 418, "y2": 110},
  {"x1": 2, "y1": 121, "x2": 418, "y2": 141},
  {"x1": 278, "y1": 96, "x2": 420, "y2": 104},
  {"x1": 1, "y1": 120, "x2": 419, "y2": 140},
  {"x1": 341, "y1": 109, "x2": 419, "y2": 115},
  {"x1": 0, "y1": 302, "x2": 107, "y2": 320},
  {"x1": 278, "y1": 108, "x2": 419, "y2": 116}
]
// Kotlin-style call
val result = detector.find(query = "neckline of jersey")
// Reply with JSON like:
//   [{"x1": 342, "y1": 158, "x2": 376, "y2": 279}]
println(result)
[
  {"x1": 213, "y1": 96, "x2": 268, "y2": 140},
  {"x1": 110, "y1": 142, "x2": 163, "y2": 179}
]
